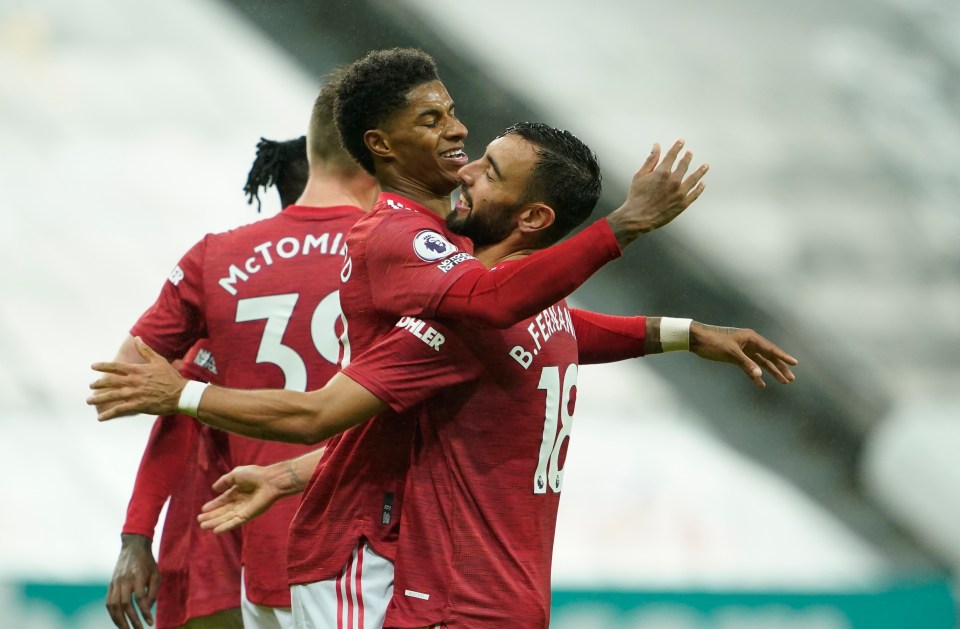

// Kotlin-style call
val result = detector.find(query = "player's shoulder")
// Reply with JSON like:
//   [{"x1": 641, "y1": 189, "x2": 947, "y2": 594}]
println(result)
[
  {"x1": 199, "y1": 213, "x2": 273, "y2": 244},
  {"x1": 373, "y1": 221, "x2": 463, "y2": 267},
  {"x1": 203, "y1": 210, "x2": 332, "y2": 247}
]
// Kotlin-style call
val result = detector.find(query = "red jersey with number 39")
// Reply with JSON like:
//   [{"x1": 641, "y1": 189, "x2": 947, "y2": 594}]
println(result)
[{"x1": 131, "y1": 204, "x2": 362, "y2": 606}]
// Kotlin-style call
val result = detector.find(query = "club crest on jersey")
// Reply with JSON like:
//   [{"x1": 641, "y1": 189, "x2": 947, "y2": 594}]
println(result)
[{"x1": 413, "y1": 230, "x2": 458, "y2": 262}]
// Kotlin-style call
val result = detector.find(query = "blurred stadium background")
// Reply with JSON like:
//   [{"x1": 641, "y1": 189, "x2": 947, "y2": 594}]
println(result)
[{"x1": 2, "y1": 0, "x2": 958, "y2": 626}]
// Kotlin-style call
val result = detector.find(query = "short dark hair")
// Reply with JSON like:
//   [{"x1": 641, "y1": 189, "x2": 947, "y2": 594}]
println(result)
[
  {"x1": 308, "y1": 67, "x2": 361, "y2": 174},
  {"x1": 500, "y1": 122, "x2": 602, "y2": 245},
  {"x1": 334, "y1": 48, "x2": 440, "y2": 174},
  {"x1": 243, "y1": 136, "x2": 309, "y2": 211}
]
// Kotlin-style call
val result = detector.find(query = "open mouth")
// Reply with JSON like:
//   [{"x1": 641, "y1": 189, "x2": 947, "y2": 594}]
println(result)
[
  {"x1": 440, "y1": 148, "x2": 468, "y2": 165},
  {"x1": 454, "y1": 189, "x2": 472, "y2": 212}
]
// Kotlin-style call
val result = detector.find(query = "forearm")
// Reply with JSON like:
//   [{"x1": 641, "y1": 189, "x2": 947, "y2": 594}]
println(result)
[
  {"x1": 190, "y1": 373, "x2": 386, "y2": 445},
  {"x1": 115, "y1": 334, "x2": 149, "y2": 364},
  {"x1": 644, "y1": 316, "x2": 696, "y2": 355},
  {"x1": 193, "y1": 386, "x2": 330, "y2": 445},
  {"x1": 435, "y1": 219, "x2": 621, "y2": 327},
  {"x1": 261, "y1": 447, "x2": 326, "y2": 497},
  {"x1": 571, "y1": 310, "x2": 647, "y2": 364},
  {"x1": 644, "y1": 317, "x2": 700, "y2": 354},
  {"x1": 120, "y1": 532, "x2": 152, "y2": 548},
  {"x1": 605, "y1": 212, "x2": 653, "y2": 249},
  {"x1": 123, "y1": 415, "x2": 196, "y2": 538}
]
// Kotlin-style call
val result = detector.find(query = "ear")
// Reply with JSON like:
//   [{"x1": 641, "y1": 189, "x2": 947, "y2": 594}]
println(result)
[
  {"x1": 516, "y1": 203, "x2": 555, "y2": 236},
  {"x1": 363, "y1": 129, "x2": 391, "y2": 162}
]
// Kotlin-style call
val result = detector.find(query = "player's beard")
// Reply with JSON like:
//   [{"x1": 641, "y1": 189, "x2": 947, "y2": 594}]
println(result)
[{"x1": 447, "y1": 200, "x2": 519, "y2": 248}]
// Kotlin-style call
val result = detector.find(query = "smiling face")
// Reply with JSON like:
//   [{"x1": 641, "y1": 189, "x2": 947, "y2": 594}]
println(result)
[
  {"x1": 376, "y1": 80, "x2": 469, "y2": 197},
  {"x1": 447, "y1": 133, "x2": 539, "y2": 247}
]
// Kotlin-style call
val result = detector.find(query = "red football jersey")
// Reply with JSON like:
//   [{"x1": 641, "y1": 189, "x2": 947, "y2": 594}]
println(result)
[
  {"x1": 287, "y1": 192, "x2": 623, "y2": 589},
  {"x1": 286, "y1": 193, "x2": 478, "y2": 585},
  {"x1": 131, "y1": 204, "x2": 362, "y2": 606},
  {"x1": 375, "y1": 298, "x2": 580, "y2": 629},
  {"x1": 124, "y1": 342, "x2": 242, "y2": 628},
  {"x1": 335, "y1": 257, "x2": 647, "y2": 628}
]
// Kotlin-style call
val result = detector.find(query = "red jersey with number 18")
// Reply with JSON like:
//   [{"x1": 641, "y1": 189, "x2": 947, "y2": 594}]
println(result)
[
  {"x1": 131, "y1": 204, "x2": 362, "y2": 607},
  {"x1": 343, "y1": 282, "x2": 580, "y2": 628},
  {"x1": 286, "y1": 191, "x2": 622, "y2": 588}
]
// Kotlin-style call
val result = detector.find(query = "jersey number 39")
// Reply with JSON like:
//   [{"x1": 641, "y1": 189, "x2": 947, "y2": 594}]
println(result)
[{"x1": 235, "y1": 291, "x2": 346, "y2": 392}]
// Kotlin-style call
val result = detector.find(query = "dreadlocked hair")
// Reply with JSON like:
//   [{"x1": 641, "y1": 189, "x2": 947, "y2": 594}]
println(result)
[{"x1": 243, "y1": 136, "x2": 309, "y2": 212}]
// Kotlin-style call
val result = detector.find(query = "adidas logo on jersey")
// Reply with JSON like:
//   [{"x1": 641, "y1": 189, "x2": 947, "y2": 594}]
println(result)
[{"x1": 193, "y1": 348, "x2": 218, "y2": 375}]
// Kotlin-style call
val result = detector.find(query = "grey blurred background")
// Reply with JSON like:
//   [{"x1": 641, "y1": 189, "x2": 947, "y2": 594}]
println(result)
[{"x1": 1, "y1": 0, "x2": 958, "y2": 626}]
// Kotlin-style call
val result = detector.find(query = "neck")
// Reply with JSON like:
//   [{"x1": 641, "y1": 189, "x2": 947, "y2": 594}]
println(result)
[
  {"x1": 474, "y1": 238, "x2": 540, "y2": 269},
  {"x1": 295, "y1": 166, "x2": 379, "y2": 210},
  {"x1": 378, "y1": 172, "x2": 453, "y2": 218}
]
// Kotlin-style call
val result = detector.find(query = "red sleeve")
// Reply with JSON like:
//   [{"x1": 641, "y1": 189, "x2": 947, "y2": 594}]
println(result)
[
  {"x1": 435, "y1": 220, "x2": 621, "y2": 327},
  {"x1": 572, "y1": 309, "x2": 647, "y2": 365},
  {"x1": 130, "y1": 238, "x2": 208, "y2": 360},
  {"x1": 341, "y1": 318, "x2": 483, "y2": 413},
  {"x1": 122, "y1": 414, "x2": 199, "y2": 538},
  {"x1": 122, "y1": 342, "x2": 217, "y2": 538}
]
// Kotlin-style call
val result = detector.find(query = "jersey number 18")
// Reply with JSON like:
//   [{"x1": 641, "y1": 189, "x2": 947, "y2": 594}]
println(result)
[{"x1": 534, "y1": 364, "x2": 577, "y2": 494}]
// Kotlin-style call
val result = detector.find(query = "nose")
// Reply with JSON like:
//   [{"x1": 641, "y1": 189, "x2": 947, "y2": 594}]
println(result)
[
  {"x1": 457, "y1": 159, "x2": 479, "y2": 183},
  {"x1": 445, "y1": 115, "x2": 468, "y2": 141}
]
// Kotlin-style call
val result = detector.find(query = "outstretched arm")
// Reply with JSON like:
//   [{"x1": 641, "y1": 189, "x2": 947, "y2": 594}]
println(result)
[
  {"x1": 433, "y1": 140, "x2": 708, "y2": 328},
  {"x1": 686, "y1": 320, "x2": 797, "y2": 388},
  {"x1": 96, "y1": 335, "x2": 153, "y2": 419},
  {"x1": 604, "y1": 140, "x2": 708, "y2": 248},
  {"x1": 572, "y1": 311, "x2": 798, "y2": 387},
  {"x1": 89, "y1": 338, "x2": 388, "y2": 443},
  {"x1": 197, "y1": 448, "x2": 325, "y2": 534}
]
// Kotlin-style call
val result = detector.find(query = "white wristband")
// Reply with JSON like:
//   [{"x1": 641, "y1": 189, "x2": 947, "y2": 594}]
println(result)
[
  {"x1": 177, "y1": 380, "x2": 209, "y2": 416},
  {"x1": 660, "y1": 317, "x2": 692, "y2": 352}
]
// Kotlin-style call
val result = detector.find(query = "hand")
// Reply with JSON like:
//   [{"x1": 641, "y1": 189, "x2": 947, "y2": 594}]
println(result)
[
  {"x1": 689, "y1": 322, "x2": 798, "y2": 388},
  {"x1": 87, "y1": 337, "x2": 186, "y2": 420},
  {"x1": 106, "y1": 534, "x2": 160, "y2": 629},
  {"x1": 606, "y1": 139, "x2": 708, "y2": 247},
  {"x1": 197, "y1": 465, "x2": 285, "y2": 534}
]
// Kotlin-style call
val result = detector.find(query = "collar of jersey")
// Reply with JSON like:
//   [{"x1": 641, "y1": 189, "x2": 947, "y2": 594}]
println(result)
[
  {"x1": 281, "y1": 204, "x2": 363, "y2": 219},
  {"x1": 376, "y1": 192, "x2": 447, "y2": 227}
]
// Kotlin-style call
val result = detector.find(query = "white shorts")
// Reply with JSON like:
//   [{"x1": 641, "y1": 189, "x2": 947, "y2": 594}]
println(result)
[
  {"x1": 290, "y1": 539, "x2": 394, "y2": 629},
  {"x1": 241, "y1": 567, "x2": 295, "y2": 629}
]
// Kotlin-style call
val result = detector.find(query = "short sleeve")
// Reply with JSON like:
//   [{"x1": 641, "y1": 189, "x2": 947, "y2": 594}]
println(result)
[
  {"x1": 131, "y1": 237, "x2": 208, "y2": 359},
  {"x1": 342, "y1": 317, "x2": 484, "y2": 413}
]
